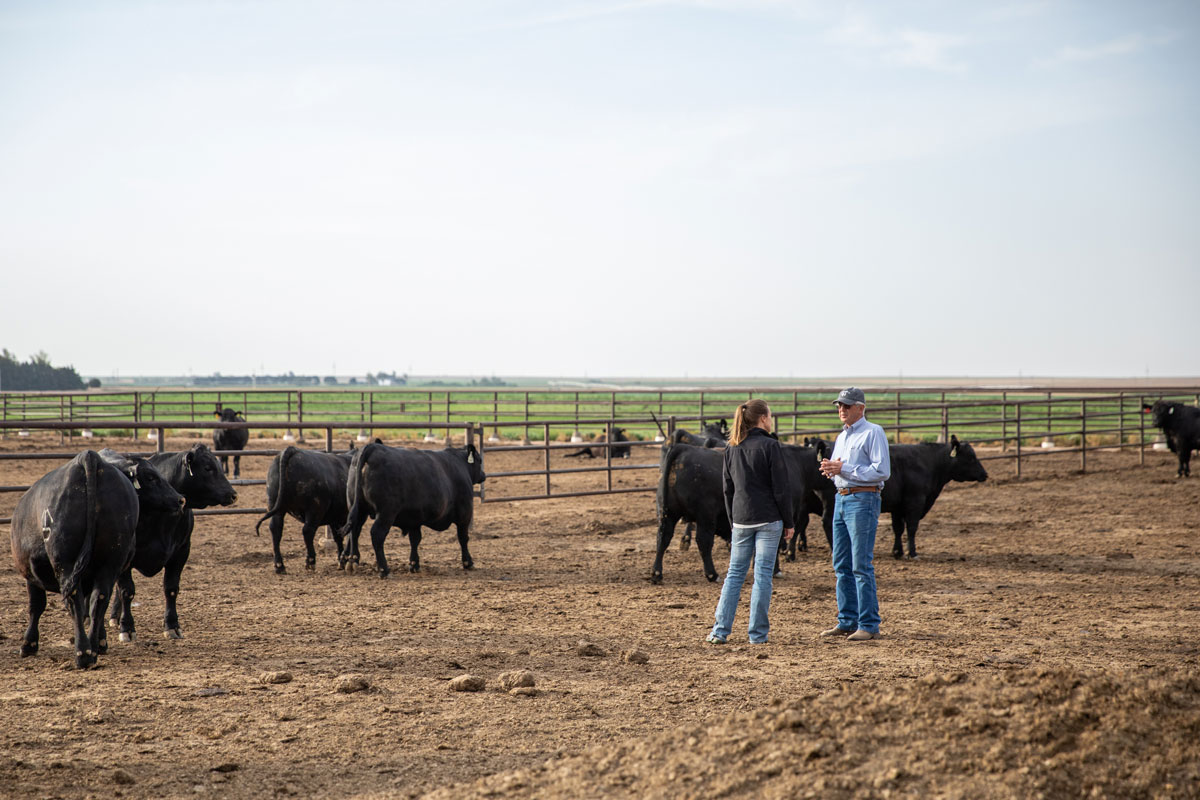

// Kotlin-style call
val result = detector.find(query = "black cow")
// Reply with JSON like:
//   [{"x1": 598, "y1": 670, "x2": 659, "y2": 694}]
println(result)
[
  {"x1": 651, "y1": 441, "x2": 826, "y2": 583},
  {"x1": 882, "y1": 436, "x2": 988, "y2": 559},
  {"x1": 107, "y1": 443, "x2": 236, "y2": 641},
  {"x1": 668, "y1": 421, "x2": 728, "y2": 550},
  {"x1": 652, "y1": 443, "x2": 730, "y2": 584},
  {"x1": 1144, "y1": 400, "x2": 1200, "y2": 478},
  {"x1": 338, "y1": 442, "x2": 486, "y2": 577},
  {"x1": 564, "y1": 427, "x2": 631, "y2": 459},
  {"x1": 11, "y1": 451, "x2": 138, "y2": 668},
  {"x1": 98, "y1": 449, "x2": 186, "y2": 515},
  {"x1": 254, "y1": 445, "x2": 357, "y2": 574},
  {"x1": 212, "y1": 406, "x2": 250, "y2": 478}
]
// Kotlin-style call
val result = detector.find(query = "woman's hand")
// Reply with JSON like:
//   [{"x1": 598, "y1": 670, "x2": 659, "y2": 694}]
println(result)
[{"x1": 783, "y1": 528, "x2": 794, "y2": 541}]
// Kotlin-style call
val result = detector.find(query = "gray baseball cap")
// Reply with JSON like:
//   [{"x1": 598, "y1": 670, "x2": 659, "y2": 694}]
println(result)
[{"x1": 834, "y1": 387, "x2": 866, "y2": 406}]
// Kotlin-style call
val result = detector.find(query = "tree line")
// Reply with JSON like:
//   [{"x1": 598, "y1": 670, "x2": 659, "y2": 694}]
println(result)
[{"x1": 0, "y1": 350, "x2": 85, "y2": 391}]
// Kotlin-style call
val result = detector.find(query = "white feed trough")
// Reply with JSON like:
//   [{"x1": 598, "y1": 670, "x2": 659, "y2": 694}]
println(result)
[
  {"x1": 356, "y1": 431, "x2": 370, "y2": 443},
  {"x1": 423, "y1": 432, "x2": 440, "y2": 443},
  {"x1": 1040, "y1": 438, "x2": 1055, "y2": 449},
  {"x1": 282, "y1": 430, "x2": 296, "y2": 442},
  {"x1": 81, "y1": 429, "x2": 94, "y2": 438},
  {"x1": 17, "y1": 429, "x2": 30, "y2": 437},
  {"x1": 1152, "y1": 436, "x2": 1170, "y2": 451},
  {"x1": 570, "y1": 431, "x2": 584, "y2": 443}
]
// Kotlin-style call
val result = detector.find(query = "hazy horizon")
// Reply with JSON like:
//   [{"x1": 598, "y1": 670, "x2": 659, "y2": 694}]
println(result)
[{"x1": 3, "y1": 1, "x2": 1197, "y2": 378}]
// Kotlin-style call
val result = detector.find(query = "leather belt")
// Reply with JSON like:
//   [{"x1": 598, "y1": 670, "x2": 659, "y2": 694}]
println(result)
[{"x1": 837, "y1": 486, "x2": 879, "y2": 495}]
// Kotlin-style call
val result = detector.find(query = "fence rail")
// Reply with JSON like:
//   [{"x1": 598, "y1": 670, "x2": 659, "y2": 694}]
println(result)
[
  {"x1": 4, "y1": 385, "x2": 1198, "y2": 446},
  {"x1": 0, "y1": 386, "x2": 1194, "y2": 523}
]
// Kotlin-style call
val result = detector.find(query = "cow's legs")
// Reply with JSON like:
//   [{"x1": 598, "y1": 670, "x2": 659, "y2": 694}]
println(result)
[
  {"x1": 455, "y1": 522, "x2": 474, "y2": 570},
  {"x1": 219, "y1": 455, "x2": 230, "y2": 475},
  {"x1": 681, "y1": 522, "x2": 693, "y2": 551},
  {"x1": 338, "y1": 506, "x2": 368, "y2": 571},
  {"x1": 88, "y1": 578, "x2": 113, "y2": 657},
  {"x1": 891, "y1": 513, "x2": 906, "y2": 559},
  {"x1": 301, "y1": 519, "x2": 321, "y2": 572},
  {"x1": 406, "y1": 527, "x2": 423, "y2": 574},
  {"x1": 269, "y1": 513, "x2": 287, "y2": 574},
  {"x1": 367, "y1": 514, "x2": 396, "y2": 578},
  {"x1": 822, "y1": 503, "x2": 835, "y2": 549},
  {"x1": 109, "y1": 570, "x2": 137, "y2": 642},
  {"x1": 66, "y1": 585, "x2": 95, "y2": 669},
  {"x1": 697, "y1": 526, "x2": 720, "y2": 583},
  {"x1": 905, "y1": 512, "x2": 921, "y2": 560},
  {"x1": 233, "y1": 454, "x2": 241, "y2": 479},
  {"x1": 650, "y1": 515, "x2": 678, "y2": 584},
  {"x1": 161, "y1": 540, "x2": 191, "y2": 639},
  {"x1": 787, "y1": 515, "x2": 810, "y2": 561},
  {"x1": 20, "y1": 580, "x2": 47, "y2": 657}
]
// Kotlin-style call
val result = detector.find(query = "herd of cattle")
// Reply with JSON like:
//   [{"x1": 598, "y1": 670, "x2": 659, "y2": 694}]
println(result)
[{"x1": 8, "y1": 400, "x2": 1198, "y2": 668}]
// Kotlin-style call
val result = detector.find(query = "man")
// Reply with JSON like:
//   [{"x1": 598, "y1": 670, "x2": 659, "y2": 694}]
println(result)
[{"x1": 818, "y1": 387, "x2": 891, "y2": 642}]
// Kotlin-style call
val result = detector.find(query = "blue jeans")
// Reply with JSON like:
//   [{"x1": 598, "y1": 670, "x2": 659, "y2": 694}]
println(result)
[
  {"x1": 831, "y1": 492, "x2": 881, "y2": 634},
  {"x1": 710, "y1": 521, "x2": 783, "y2": 643}
]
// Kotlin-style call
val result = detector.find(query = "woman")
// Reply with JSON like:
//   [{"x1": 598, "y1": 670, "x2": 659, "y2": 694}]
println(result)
[{"x1": 706, "y1": 399, "x2": 795, "y2": 644}]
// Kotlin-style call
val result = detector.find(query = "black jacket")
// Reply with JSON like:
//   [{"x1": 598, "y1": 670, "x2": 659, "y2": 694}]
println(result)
[{"x1": 722, "y1": 427, "x2": 794, "y2": 529}]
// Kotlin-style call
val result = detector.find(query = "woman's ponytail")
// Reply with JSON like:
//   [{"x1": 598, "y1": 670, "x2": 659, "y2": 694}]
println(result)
[{"x1": 728, "y1": 398, "x2": 770, "y2": 446}]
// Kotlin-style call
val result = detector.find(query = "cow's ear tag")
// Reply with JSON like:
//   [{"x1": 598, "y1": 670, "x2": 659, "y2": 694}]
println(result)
[
  {"x1": 467, "y1": 452, "x2": 475, "y2": 464},
  {"x1": 133, "y1": 476, "x2": 141, "y2": 489},
  {"x1": 1169, "y1": 407, "x2": 1175, "y2": 415}
]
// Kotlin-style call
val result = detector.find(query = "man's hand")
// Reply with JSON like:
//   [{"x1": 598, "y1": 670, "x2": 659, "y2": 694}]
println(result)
[
  {"x1": 783, "y1": 528, "x2": 795, "y2": 541},
  {"x1": 819, "y1": 458, "x2": 844, "y2": 478}
]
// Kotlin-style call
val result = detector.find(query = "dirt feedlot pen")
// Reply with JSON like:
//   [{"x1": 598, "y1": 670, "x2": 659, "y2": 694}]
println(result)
[{"x1": 0, "y1": 387, "x2": 1197, "y2": 522}]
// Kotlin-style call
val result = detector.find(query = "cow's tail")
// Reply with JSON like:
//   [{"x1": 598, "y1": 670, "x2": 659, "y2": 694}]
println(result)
[
  {"x1": 656, "y1": 443, "x2": 682, "y2": 521},
  {"x1": 338, "y1": 442, "x2": 377, "y2": 538},
  {"x1": 61, "y1": 451, "x2": 101, "y2": 604},
  {"x1": 254, "y1": 446, "x2": 297, "y2": 536}
]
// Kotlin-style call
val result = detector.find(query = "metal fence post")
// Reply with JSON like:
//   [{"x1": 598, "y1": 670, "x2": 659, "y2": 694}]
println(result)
[
  {"x1": 134, "y1": 390, "x2": 141, "y2": 442},
  {"x1": 326, "y1": 426, "x2": 334, "y2": 453},
  {"x1": 1015, "y1": 403, "x2": 1022, "y2": 478},
  {"x1": 156, "y1": 427, "x2": 165, "y2": 454},
  {"x1": 1118, "y1": 391, "x2": 1125, "y2": 448},
  {"x1": 296, "y1": 391, "x2": 306, "y2": 443},
  {"x1": 444, "y1": 393, "x2": 452, "y2": 446},
  {"x1": 1080, "y1": 399, "x2": 1087, "y2": 472},
  {"x1": 605, "y1": 420, "x2": 613, "y2": 492},
  {"x1": 1001, "y1": 391, "x2": 1008, "y2": 452},
  {"x1": 941, "y1": 399, "x2": 949, "y2": 444},
  {"x1": 1139, "y1": 395, "x2": 1145, "y2": 465},
  {"x1": 522, "y1": 391, "x2": 530, "y2": 446},
  {"x1": 543, "y1": 422, "x2": 551, "y2": 498}
]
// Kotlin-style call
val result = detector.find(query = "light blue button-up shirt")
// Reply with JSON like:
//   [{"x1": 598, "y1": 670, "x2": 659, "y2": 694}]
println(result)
[{"x1": 831, "y1": 416, "x2": 891, "y2": 490}]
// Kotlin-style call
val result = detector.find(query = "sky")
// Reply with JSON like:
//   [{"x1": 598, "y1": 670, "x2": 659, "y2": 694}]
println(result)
[{"x1": 1, "y1": 0, "x2": 1197, "y2": 380}]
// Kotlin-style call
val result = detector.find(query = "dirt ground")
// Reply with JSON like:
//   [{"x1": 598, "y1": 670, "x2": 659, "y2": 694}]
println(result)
[{"x1": 0, "y1": 433, "x2": 1197, "y2": 799}]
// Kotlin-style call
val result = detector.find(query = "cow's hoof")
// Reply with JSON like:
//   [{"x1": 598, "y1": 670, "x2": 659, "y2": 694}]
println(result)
[
  {"x1": 75, "y1": 651, "x2": 96, "y2": 669},
  {"x1": 275, "y1": 564, "x2": 286, "y2": 575},
  {"x1": 907, "y1": 554, "x2": 920, "y2": 561},
  {"x1": 97, "y1": 639, "x2": 108, "y2": 655},
  {"x1": 462, "y1": 561, "x2": 474, "y2": 571},
  {"x1": 409, "y1": 563, "x2": 420, "y2": 573},
  {"x1": 164, "y1": 628, "x2": 183, "y2": 640},
  {"x1": 799, "y1": 544, "x2": 808, "y2": 553},
  {"x1": 649, "y1": 573, "x2": 663, "y2": 585},
  {"x1": 19, "y1": 642, "x2": 37, "y2": 657},
  {"x1": 786, "y1": 553, "x2": 796, "y2": 562},
  {"x1": 892, "y1": 551, "x2": 904, "y2": 560},
  {"x1": 107, "y1": 617, "x2": 118, "y2": 629},
  {"x1": 379, "y1": 568, "x2": 390, "y2": 579},
  {"x1": 119, "y1": 632, "x2": 135, "y2": 643},
  {"x1": 305, "y1": 560, "x2": 316, "y2": 572},
  {"x1": 706, "y1": 572, "x2": 719, "y2": 583}
]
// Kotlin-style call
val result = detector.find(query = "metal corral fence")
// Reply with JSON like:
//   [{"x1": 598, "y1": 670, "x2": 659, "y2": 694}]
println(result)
[
  {"x1": 0, "y1": 387, "x2": 1195, "y2": 523},
  {"x1": 4, "y1": 385, "x2": 1200, "y2": 445}
]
